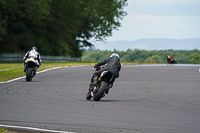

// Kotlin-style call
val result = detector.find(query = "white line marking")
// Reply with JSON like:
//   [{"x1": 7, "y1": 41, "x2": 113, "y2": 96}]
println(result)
[
  {"x1": 0, "y1": 67, "x2": 63, "y2": 84},
  {"x1": 0, "y1": 76, "x2": 26, "y2": 83},
  {"x1": 0, "y1": 124, "x2": 76, "y2": 133}
]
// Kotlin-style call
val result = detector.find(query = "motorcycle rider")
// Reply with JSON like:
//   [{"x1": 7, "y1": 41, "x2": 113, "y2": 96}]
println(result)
[
  {"x1": 167, "y1": 55, "x2": 176, "y2": 64},
  {"x1": 23, "y1": 47, "x2": 42, "y2": 74},
  {"x1": 89, "y1": 53, "x2": 121, "y2": 94}
]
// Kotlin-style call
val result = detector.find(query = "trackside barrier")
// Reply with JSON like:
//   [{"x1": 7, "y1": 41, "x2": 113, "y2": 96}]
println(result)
[{"x1": 0, "y1": 53, "x2": 81, "y2": 63}]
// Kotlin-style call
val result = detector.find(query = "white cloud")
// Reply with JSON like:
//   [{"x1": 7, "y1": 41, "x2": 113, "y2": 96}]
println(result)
[
  {"x1": 107, "y1": 15, "x2": 200, "y2": 42},
  {"x1": 90, "y1": 0, "x2": 200, "y2": 43},
  {"x1": 130, "y1": 0, "x2": 199, "y2": 5},
  {"x1": 126, "y1": 0, "x2": 200, "y2": 16}
]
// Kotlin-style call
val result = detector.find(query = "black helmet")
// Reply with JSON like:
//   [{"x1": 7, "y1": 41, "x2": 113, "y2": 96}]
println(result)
[{"x1": 32, "y1": 47, "x2": 37, "y2": 51}]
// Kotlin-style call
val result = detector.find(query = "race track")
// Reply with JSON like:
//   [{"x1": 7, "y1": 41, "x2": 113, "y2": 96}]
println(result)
[{"x1": 0, "y1": 65, "x2": 200, "y2": 133}]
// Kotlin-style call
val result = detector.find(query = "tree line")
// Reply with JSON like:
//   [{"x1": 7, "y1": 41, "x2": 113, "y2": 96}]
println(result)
[
  {"x1": 0, "y1": 0, "x2": 127, "y2": 57},
  {"x1": 81, "y1": 49, "x2": 200, "y2": 64}
]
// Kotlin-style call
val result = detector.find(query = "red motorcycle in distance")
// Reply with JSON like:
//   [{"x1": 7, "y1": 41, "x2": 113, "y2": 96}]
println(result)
[{"x1": 167, "y1": 56, "x2": 177, "y2": 64}]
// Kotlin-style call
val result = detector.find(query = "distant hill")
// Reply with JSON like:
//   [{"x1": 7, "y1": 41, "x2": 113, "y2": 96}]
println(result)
[{"x1": 92, "y1": 38, "x2": 200, "y2": 51}]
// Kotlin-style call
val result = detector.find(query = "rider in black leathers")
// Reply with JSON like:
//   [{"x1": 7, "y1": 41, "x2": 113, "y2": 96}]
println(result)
[{"x1": 89, "y1": 53, "x2": 121, "y2": 92}]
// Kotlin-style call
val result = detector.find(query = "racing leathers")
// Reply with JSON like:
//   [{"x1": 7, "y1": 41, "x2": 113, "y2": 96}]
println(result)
[
  {"x1": 90, "y1": 56, "x2": 121, "y2": 87},
  {"x1": 167, "y1": 56, "x2": 176, "y2": 64},
  {"x1": 23, "y1": 49, "x2": 42, "y2": 72}
]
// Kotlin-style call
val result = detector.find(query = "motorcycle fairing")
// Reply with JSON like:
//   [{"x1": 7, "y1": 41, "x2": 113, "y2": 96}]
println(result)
[
  {"x1": 99, "y1": 71, "x2": 114, "y2": 82},
  {"x1": 25, "y1": 57, "x2": 36, "y2": 64}
]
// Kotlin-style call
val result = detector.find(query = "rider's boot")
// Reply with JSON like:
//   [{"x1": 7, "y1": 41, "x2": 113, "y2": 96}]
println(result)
[
  {"x1": 88, "y1": 82, "x2": 93, "y2": 92},
  {"x1": 89, "y1": 76, "x2": 98, "y2": 86},
  {"x1": 23, "y1": 67, "x2": 27, "y2": 72},
  {"x1": 33, "y1": 71, "x2": 36, "y2": 77},
  {"x1": 32, "y1": 68, "x2": 37, "y2": 77},
  {"x1": 105, "y1": 83, "x2": 113, "y2": 94},
  {"x1": 92, "y1": 76, "x2": 98, "y2": 85},
  {"x1": 88, "y1": 76, "x2": 98, "y2": 92}
]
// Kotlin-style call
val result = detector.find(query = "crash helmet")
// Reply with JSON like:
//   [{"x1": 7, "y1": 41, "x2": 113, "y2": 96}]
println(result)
[
  {"x1": 32, "y1": 47, "x2": 37, "y2": 51},
  {"x1": 110, "y1": 53, "x2": 120, "y2": 58}
]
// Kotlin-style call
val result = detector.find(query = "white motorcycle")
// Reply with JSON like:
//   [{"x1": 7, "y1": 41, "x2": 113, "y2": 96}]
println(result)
[{"x1": 25, "y1": 57, "x2": 38, "y2": 81}]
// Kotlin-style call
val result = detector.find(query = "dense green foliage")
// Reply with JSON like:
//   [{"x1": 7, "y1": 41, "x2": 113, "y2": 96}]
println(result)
[
  {"x1": 0, "y1": 0, "x2": 127, "y2": 57},
  {"x1": 81, "y1": 49, "x2": 200, "y2": 64},
  {"x1": 189, "y1": 52, "x2": 200, "y2": 64}
]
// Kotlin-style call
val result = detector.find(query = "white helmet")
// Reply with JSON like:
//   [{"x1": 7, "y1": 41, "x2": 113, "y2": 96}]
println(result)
[{"x1": 110, "y1": 53, "x2": 120, "y2": 58}]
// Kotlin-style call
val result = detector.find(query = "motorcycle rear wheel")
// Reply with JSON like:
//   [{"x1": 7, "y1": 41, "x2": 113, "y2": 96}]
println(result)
[
  {"x1": 93, "y1": 81, "x2": 107, "y2": 101},
  {"x1": 26, "y1": 68, "x2": 32, "y2": 81}
]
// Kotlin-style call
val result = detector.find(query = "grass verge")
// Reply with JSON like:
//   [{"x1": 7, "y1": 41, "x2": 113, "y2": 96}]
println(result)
[
  {"x1": 0, "y1": 127, "x2": 35, "y2": 133},
  {"x1": 0, "y1": 62, "x2": 95, "y2": 82},
  {"x1": 0, "y1": 61, "x2": 152, "y2": 82},
  {"x1": 0, "y1": 128, "x2": 7, "y2": 133}
]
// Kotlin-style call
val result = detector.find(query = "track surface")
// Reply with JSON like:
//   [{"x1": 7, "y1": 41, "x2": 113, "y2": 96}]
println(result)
[{"x1": 0, "y1": 65, "x2": 200, "y2": 133}]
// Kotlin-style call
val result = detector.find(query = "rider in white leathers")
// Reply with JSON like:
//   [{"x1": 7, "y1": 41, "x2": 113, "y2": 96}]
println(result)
[{"x1": 23, "y1": 47, "x2": 42, "y2": 73}]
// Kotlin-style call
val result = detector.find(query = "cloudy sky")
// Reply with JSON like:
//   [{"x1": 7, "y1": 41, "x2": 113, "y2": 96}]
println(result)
[{"x1": 95, "y1": 0, "x2": 200, "y2": 42}]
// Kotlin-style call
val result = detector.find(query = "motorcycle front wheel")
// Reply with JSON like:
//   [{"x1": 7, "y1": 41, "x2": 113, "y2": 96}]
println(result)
[
  {"x1": 26, "y1": 67, "x2": 33, "y2": 81},
  {"x1": 86, "y1": 91, "x2": 92, "y2": 100},
  {"x1": 93, "y1": 81, "x2": 107, "y2": 101}
]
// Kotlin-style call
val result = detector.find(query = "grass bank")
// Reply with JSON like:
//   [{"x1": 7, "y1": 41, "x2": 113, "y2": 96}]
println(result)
[
  {"x1": 0, "y1": 128, "x2": 7, "y2": 133},
  {"x1": 0, "y1": 62, "x2": 95, "y2": 82},
  {"x1": 0, "y1": 127, "x2": 35, "y2": 133},
  {"x1": 0, "y1": 61, "x2": 153, "y2": 82}
]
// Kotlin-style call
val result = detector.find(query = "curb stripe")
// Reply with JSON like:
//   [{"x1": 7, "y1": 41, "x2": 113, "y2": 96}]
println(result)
[{"x1": 0, "y1": 124, "x2": 76, "y2": 133}]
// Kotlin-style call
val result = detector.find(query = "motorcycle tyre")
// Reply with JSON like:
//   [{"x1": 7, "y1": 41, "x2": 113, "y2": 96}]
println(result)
[
  {"x1": 26, "y1": 67, "x2": 33, "y2": 81},
  {"x1": 86, "y1": 91, "x2": 92, "y2": 100},
  {"x1": 93, "y1": 81, "x2": 107, "y2": 101}
]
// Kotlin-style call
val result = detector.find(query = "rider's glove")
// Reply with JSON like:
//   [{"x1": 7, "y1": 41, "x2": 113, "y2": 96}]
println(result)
[{"x1": 94, "y1": 64, "x2": 97, "y2": 68}]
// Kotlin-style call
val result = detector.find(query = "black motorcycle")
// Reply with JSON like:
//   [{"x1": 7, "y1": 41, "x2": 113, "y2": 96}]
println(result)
[
  {"x1": 170, "y1": 59, "x2": 177, "y2": 64},
  {"x1": 25, "y1": 57, "x2": 38, "y2": 81},
  {"x1": 86, "y1": 66, "x2": 114, "y2": 101}
]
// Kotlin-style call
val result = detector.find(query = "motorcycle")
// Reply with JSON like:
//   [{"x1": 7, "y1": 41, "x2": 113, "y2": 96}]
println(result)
[
  {"x1": 167, "y1": 56, "x2": 177, "y2": 64},
  {"x1": 170, "y1": 59, "x2": 177, "y2": 64},
  {"x1": 86, "y1": 66, "x2": 114, "y2": 101},
  {"x1": 25, "y1": 57, "x2": 38, "y2": 81},
  {"x1": 167, "y1": 58, "x2": 177, "y2": 64}
]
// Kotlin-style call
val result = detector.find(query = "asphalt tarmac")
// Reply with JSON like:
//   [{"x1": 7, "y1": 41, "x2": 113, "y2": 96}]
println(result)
[{"x1": 0, "y1": 65, "x2": 200, "y2": 133}]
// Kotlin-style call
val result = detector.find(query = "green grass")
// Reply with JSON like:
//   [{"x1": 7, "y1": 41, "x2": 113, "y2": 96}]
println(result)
[
  {"x1": 0, "y1": 128, "x2": 7, "y2": 133},
  {"x1": 0, "y1": 61, "x2": 153, "y2": 82},
  {"x1": 0, "y1": 62, "x2": 96, "y2": 82}
]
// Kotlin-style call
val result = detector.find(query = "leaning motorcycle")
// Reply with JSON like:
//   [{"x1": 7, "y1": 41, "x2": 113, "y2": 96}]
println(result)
[
  {"x1": 86, "y1": 66, "x2": 113, "y2": 101},
  {"x1": 25, "y1": 57, "x2": 38, "y2": 81},
  {"x1": 170, "y1": 59, "x2": 177, "y2": 64}
]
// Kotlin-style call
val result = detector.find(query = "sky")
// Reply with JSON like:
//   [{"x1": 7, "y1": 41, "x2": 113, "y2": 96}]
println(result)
[{"x1": 92, "y1": 0, "x2": 200, "y2": 43}]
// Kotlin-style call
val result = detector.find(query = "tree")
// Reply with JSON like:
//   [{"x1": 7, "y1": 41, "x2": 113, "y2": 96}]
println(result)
[
  {"x1": 151, "y1": 55, "x2": 160, "y2": 63},
  {"x1": 81, "y1": 49, "x2": 200, "y2": 64},
  {"x1": 0, "y1": 0, "x2": 52, "y2": 53},
  {"x1": 189, "y1": 52, "x2": 200, "y2": 64},
  {"x1": 0, "y1": 0, "x2": 128, "y2": 57}
]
